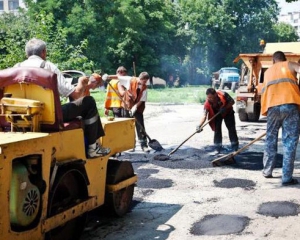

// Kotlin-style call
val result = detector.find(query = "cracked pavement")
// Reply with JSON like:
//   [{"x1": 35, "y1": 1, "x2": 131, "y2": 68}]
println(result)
[{"x1": 81, "y1": 103, "x2": 300, "y2": 240}]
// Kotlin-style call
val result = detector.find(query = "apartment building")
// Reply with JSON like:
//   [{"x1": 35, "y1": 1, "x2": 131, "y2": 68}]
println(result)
[
  {"x1": 0, "y1": 0, "x2": 25, "y2": 13},
  {"x1": 278, "y1": 11, "x2": 300, "y2": 38}
]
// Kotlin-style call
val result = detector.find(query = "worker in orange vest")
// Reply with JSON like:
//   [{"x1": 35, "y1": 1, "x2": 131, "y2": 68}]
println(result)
[
  {"x1": 104, "y1": 66, "x2": 129, "y2": 118},
  {"x1": 197, "y1": 88, "x2": 239, "y2": 153},
  {"x1": 103, "y1": 71, "x2": 151, "y2": 152},
  {"x1": 261, "y1": 51, "x2": 300, "y2": 186}
]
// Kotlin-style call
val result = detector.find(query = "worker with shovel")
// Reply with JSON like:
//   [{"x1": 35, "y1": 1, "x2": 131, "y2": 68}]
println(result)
[
  {"x1": 103, "y1": 72, "x2": 154, "y2": 153},
  {"x1": 197, "y1": 88, "x2": 239, "y2": 153}
]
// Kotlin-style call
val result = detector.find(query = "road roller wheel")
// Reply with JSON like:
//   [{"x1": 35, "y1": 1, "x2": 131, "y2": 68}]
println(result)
[
  {"x1": 46, "y1": 169, "x2": 88, "y2": 240},
  {"x1": 105, "y1": 160, "x2": 135, "y2": 217}
]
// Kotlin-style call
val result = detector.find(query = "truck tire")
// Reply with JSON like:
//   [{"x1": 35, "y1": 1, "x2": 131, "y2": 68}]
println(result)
[
  {"x1": 105, "y1": 160, "x2": 135, "y2": 217},
  {"x1": 248, "y1": 103, "x2": 261, "y2": 122},
  {"x1": 231, "y1": 82, "x2": 237, "y2": 93},
  {"x1": 238, "y1": 112, "x2": 248, "y2": 121},
  {"x1": 220, "y1": 81, "x2": 225, "y2": 90},
  {"x1": 212, "y1": 81, "x2": 215, "y2": 89}
]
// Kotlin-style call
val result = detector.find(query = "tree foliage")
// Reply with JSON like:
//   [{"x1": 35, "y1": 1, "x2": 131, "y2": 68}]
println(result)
[{"x1": 0, "y1": 0, "x2": 298, "y2": 85}]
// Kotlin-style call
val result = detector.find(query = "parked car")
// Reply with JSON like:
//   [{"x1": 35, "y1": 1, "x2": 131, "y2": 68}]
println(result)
[{"x1": 211, "y1": 67, "x2": 240, "y2": 92}]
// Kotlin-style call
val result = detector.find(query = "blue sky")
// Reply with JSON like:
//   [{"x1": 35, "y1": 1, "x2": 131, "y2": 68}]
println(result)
[{"x1": 277, "y1": 0, "x2": 300, "y2": 14}]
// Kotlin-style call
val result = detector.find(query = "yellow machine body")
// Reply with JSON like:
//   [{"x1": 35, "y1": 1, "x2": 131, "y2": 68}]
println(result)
[{"x1": 0, "y1": 67, "x2": 137, "y2": 240}]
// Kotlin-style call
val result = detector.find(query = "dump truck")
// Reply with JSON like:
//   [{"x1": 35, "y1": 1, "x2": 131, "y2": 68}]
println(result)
[
  {"x1": 233, "y1": 42, "x2": 300, "y2": 122},
  {"x1": 0, "y1": 67, "x2": 137, "y2": 240},
  {"x1": 211, "y1": 67, "x2": 240, "y2": 92}
]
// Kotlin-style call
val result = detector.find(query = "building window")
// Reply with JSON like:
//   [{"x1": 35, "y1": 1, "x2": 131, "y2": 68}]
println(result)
[
  {"x1": 8, "y1": 0, "x2": 19, "y2": 10},
  {"x1": 0, "y1": 1, "x2": 3, "y2": 10}
]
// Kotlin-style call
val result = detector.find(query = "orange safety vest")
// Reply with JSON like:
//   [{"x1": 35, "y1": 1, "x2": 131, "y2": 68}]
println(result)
[
  {"x1": 204, "y1": 90, "x2": 230, "y2": 131},
  {"x1": 122, "y1": 77, "x2": 147, "y2": 113},
  {"x1": 261, "y1": 61, "x2": 300, "y2": 116},
  {"x1": 104, "y1": 79, "x2": 122, "y2": 109}
]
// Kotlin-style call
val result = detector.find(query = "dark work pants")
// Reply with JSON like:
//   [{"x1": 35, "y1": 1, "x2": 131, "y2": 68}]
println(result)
[
  {"x1": 61, "y1": 96, "x2": 105, "y2": 145},
  {"x1": 112, "y1": 107, "x2": 131, "y2": 118},
  {"x1": 134, "y1": 111, "x2": 147, "y2": 147},
  {"x1": 214, "y1": 110, "x2": 239, "y2": 148}
]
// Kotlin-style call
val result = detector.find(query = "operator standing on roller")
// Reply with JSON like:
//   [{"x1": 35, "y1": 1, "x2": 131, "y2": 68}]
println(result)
[
  {"x1": 197, "y1": 88, "x2": 239, "y2": 153},
  {"x1": 16, "y1": 38, "x2": 110, "y2": 158}
]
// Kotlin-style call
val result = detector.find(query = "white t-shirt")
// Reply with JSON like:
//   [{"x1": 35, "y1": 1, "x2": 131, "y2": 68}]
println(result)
[
  {"x1": 118, "y1": 76, "x2": 147, "y2": 101},
  {"x1": 16, "y1": 55, "x2": 75, "y2": 97}
]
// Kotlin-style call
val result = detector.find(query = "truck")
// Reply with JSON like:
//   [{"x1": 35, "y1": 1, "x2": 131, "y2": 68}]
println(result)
[
  {"x1": 0, "y1": 67, "x2": 138, "y2": 240},
  {"x1": 211, "y1": 67, "x2": 240, "y2": 92},
  {"x1": 233, "y1": 42, "x2": 300, "y2": 122}
]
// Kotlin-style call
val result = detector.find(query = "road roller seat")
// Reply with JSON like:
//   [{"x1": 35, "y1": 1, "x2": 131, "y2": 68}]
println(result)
[{"x1": 0, "y1": 67, "x2": 64, "y2": 132}]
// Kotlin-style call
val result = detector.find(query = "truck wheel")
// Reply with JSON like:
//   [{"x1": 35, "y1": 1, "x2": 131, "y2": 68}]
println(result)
[
  {"x1": 105, "y1": 160, "x2": 135, "y2": 217},
  {"x1": 238, "y1": 111, "x2": 248, "y2": 121},
  {"x1": 248, "y1": 103, "x2": 261, "y2": 122},
  {"x1": 211, "y1": 80, "x2": 215, "y2": 88},
  {"x1": 220, "y1": 81, "x2": 225, "y2": 90},
  {"x1": 46, "y1": 169, "x2": 88, "y2": 240},
  {"x1": 231, "y1": 82, "x2": 237, "y2": 93}
]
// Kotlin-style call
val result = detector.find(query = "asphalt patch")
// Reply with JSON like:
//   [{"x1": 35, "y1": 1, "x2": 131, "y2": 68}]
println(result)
[
  {"x1": 190, "y1": 214, "x2": 250, "y2": 235},
  {"x1": 136, "y1": 168, "x2": 159, "y2": 178},
  {"x1": 232, "y1": 152, "x2": 283, "y2": 171},
  {"x1": 153, "y1": 154, "x2": 170, "y2": 161},
  {"x1": 213, "y1": 178, "x2": 256, "y2": 189},
  {"x1": 137, "y1": 177, "x2": 173, "y2": 189},
  {"x1": 257, "y1": 201, "x2": 300, "y2": 218}
]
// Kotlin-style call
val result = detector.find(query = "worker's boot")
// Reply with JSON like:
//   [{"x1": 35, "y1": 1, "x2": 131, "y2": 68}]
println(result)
[
  {"x1": 231, "y1": 142, "x2": 239, "y2": 151},
  {"x1": 141, "y1": 143, "x2": 150, "y2": 153}
]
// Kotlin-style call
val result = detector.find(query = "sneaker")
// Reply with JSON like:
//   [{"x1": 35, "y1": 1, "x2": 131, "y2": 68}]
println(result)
[
  {"x1": 262, "y1": 171, "x2": 273, "y2": 178},
  {"x1": 88, "y1": 143, "x2": 111, "y2": 158},
  {"x1": 282, "y1": 179, "x2": 299, "y2": 186},
  {"x1": 141, "y1": 146, "x2": 150, "y2": 153}
]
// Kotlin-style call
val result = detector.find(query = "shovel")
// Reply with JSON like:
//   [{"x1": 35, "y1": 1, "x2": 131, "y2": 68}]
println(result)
[
  {"x1": 154, "y1": 111, "x2": 221, "y2": 161},
  {"x1": 106, "y1": 79, "x2": 163, "y2": 152},
  {"x1": 134, "y1": 117, "x2": 164, "y2": 151},
  {"x1": 211, "y1": 132, "x2": 266, "y2": 167}
]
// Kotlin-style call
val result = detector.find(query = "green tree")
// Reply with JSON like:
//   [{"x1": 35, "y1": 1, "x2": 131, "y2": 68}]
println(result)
[
  {"x1": 0, "y1": 9, "x2": 90, "y2": 71},
  {"x1": 271, "y1": 22, "x2": 299, "y2": 42},
  {"x1": 178, "y1": 0, "x2": 279, "y2": 84}
]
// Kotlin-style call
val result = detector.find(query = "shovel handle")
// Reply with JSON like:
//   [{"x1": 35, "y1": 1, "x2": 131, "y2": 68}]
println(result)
[
  {"x1": 168, "y1": 111, "x2": 222, "y2": 157},
  {"x1": 168, "y1": 131, "x2": 198, "y2": 156},
  {"x1": 107, "y1": 80, "x2": 154, "y2": 142},
  {"x1": 211, "y1": 132, "x2": 266, "y2": 164}
]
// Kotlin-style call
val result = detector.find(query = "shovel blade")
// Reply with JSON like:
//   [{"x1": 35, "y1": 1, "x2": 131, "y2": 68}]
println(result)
[
  {"x1": 212, "y1": 157, "x2": 236, "y2": 167},
  {"x1": 148, "y1": 139, "x2": 164, "y2": 151}
]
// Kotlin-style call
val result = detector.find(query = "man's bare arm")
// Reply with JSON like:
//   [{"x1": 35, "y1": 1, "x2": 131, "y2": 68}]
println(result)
[
  {"x1": 69, "y1": 76, "x2": 89, "y2": 100},
  {"x1": 288, "y1": 61, "x2": 300, "y2": 74}
]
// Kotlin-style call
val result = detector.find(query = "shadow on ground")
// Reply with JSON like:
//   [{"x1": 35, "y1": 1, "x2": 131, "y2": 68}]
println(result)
[
  {"x1": 81, "y1": 201, "x2": 182, "y2": 240},
  {"x1": 231, "y1": 152, "x2": 283, "y2": 171}
]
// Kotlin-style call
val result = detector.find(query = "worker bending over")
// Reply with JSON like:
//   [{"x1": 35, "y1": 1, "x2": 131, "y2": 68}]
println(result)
[
  {"x1": 197, "y1": 88, "x2": 239, "y2": 153},
  {"x1": 103, "y1": 72, "x2": 151, "y2": 152}
]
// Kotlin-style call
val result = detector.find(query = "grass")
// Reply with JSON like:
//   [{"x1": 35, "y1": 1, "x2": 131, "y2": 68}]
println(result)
[{"x1": 90, "y1": 85, "x2": 235, "y2": 116}]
